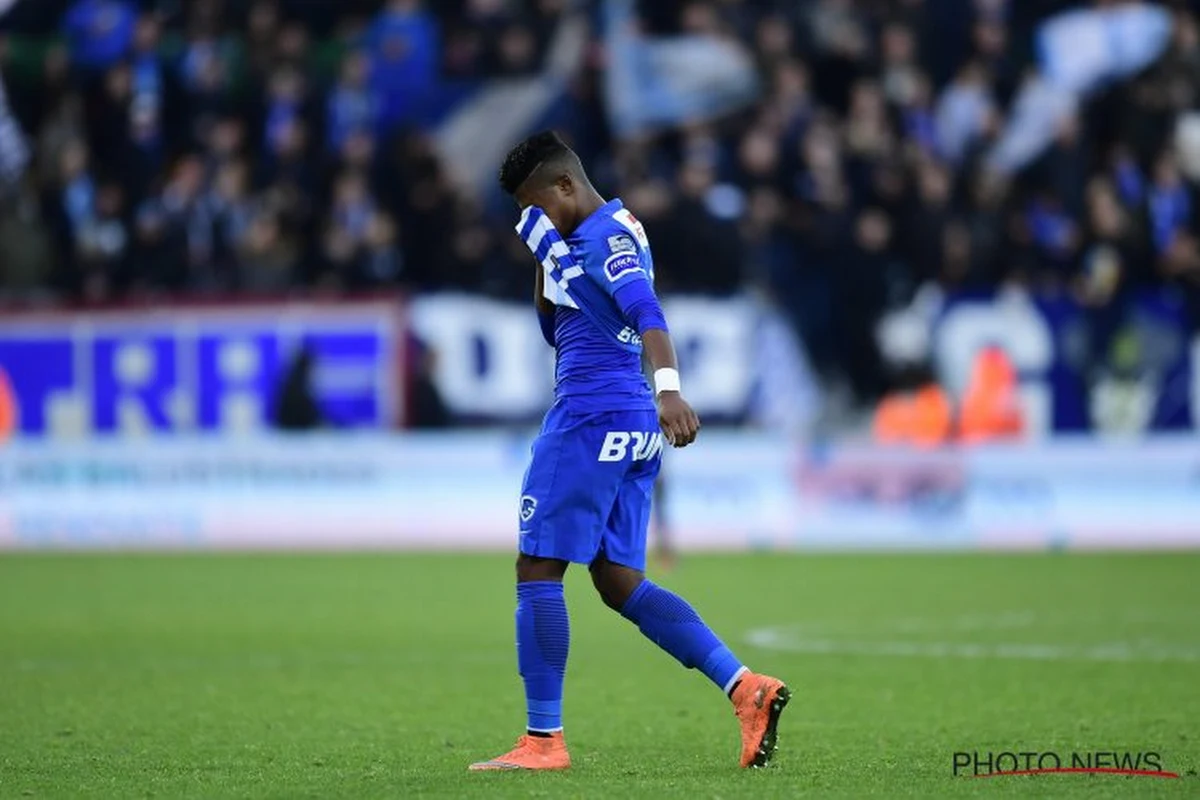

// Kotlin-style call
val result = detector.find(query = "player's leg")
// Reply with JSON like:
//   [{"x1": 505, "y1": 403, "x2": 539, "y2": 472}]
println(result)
[
  {"x1": 516, "y1": 554, "x2": 570, "y2": 737},
  {"x1": 591, "y1": 551, "x2": 791, "y2": 767},
  {"x1": 470, "y1": 407, "x2": 624, "y2": 772},
  {"x1": 589, "y1": 550, "x2": 746, "y2": 697},
  {"x1": 592, "y1": 439, "x2": 791, "y2": 768},
  {"x1": 592, "y1": 437, "x2": 744, "y2": 691},
  {"x1": 470, "y1": 552, "x2": 572, "y2": 771},
  {"x1": 470, "y1": 408, "x2": 576, "y2": 771}
]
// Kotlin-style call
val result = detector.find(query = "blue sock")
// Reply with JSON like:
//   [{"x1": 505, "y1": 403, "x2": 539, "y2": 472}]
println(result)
[
  {"x1": 620, "y1": 580, "x2": 746, "y2": 694},
  {"x1": 516, "y1": 581, "x2": 569, "y2": 733}
]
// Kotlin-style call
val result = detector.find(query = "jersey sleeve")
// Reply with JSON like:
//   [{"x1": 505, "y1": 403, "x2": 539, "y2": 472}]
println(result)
[
  {"x1": 613, "y1": 280, "x2": 668, "y2": 335},
  {"x1": 582, "y1": 221, "x2": 668, "y2": 334},
  {"x1": 584, "y1": 224, "x2": 652, "y2": 298}
]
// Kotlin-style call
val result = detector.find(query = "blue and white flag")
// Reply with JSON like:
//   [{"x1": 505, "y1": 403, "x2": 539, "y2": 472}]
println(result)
[
  {"x1": 988, "y1": 4, "x2": 1171, "y2": 175},
  {"x1": 604, "y1": 0, "x2": 760, "y2": 138},
  {"x1": 1037, "y1": 5, "x2": 1171, "y2": 95}
]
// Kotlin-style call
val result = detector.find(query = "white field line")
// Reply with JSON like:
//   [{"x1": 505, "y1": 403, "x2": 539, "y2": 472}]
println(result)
[{"x1": 746, "y1": 618, "x2": 1200, "y2": 663}]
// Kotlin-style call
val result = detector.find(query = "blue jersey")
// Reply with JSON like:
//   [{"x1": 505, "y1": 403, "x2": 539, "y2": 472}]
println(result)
[
  {"x1": 552, "y1": 199, "x2": 657, "y2": 412},
  {"x1": 515, "y1": 198, "x2": 667, "y2": 572}
]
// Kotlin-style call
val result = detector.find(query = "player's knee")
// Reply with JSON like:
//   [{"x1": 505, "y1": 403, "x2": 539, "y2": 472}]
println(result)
[
  {"x1": 590, "y1": 562, "x2": 643, "y2": 611},
  {"x1": 516, "y1": 554, "x2": 567, "y2": 583},
  {"x1": 593, "y1": 577, "x2": 623, "y2": 611}
]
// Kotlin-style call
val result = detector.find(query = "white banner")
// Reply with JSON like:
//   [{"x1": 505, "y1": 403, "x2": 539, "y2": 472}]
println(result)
[
  {"x1": 0, "y1": 434, "x2": 526, "y2": 549},
  {"x1": 1, "y1": 434, "x2": 1198, "y2": 551},
  {"x1": 789, "y1": 440, "x2": 1200, "y2": 549},
  {"x1": 409, "y1": 294, "x2": 758, "y2": 420}
]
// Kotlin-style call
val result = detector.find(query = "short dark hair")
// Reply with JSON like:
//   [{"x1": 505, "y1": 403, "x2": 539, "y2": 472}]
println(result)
[{"x1": 498, "y1": 130, "x2": 573, "y2": 195}]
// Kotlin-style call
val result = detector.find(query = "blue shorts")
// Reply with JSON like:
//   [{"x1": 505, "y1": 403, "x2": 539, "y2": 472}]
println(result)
[{"x1": 518, "y1": 402, "x2": 663, "y2": 571}]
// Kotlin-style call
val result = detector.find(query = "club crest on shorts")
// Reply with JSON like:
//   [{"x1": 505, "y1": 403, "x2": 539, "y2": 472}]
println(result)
[{"x1": 519, "y1": 495, "x2": 538, "y2": 522}]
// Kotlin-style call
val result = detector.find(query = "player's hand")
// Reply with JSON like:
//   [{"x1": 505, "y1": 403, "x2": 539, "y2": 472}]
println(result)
[{"x1": 657, "y1": 392, "x2": 700, "y2": 448}]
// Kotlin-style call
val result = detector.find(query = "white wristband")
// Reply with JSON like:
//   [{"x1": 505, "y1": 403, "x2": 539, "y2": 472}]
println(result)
[{"x1": 653, "y1": 368, "x2": 681, "y2": 395}]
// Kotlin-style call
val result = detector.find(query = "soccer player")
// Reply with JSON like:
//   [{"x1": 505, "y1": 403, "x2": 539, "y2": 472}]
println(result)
[
  {"x1": 651, "y1": 472, "x2": 676, "y2": 570},
  {"x1": 469, "y1": 132, "x2": 789, "y2": 772}
]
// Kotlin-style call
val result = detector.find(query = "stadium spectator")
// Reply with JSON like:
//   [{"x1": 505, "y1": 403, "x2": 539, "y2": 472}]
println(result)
[
  {"x1": 406, "y1": 334, "x2": 449, "y2": 429},
  {"x1": 238, "y1": 208, "x2": 301, "y2": 295},
  {"x1": 273, "y1": 346, "x2": 326, "y2": 430},
  {"x1": 73, "y1": 180, "x2": 129, "y2": 300},
  {"x1": 957, "y1": 345, "x2": 1025, "y2": 444},
  {"x1": 366, "y1": 0, "x2": 438, "y2": 130},
  {"x1": 205, "y1": 159, "x2": 256, "y2": 284},
  {"x1": 63, "y1": 0, "x2": 137, "y2": 73},
  {"x1": 55, "y1": 138, "x2": 95, "y2": 245},
  {"x1": 327, "y1": 50, "x2": 381, "y2": 154},
  {"x1": 935, "y1": 60, "x2": 995, "y2": 166},
  {"x1": 0, "y1": 363, "x2": 14, "y2": 442},
  {"x1": 132, "y1": 154, "x2": 207, "y2": 291},
  {"x1": 872, "y1": 363, "x2": 953, "y2": 449}
]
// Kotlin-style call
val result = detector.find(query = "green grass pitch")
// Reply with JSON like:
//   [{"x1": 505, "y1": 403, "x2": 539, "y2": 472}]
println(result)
[{"x1": 1, "y1": 552, "x2": 1198, "y2": 798}]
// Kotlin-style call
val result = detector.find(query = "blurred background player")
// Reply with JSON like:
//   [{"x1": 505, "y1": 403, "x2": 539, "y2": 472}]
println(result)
[
  {"x1": 652, "y1": 470, "x2": 675, "y2": 570},
  {"x1": 469, "y1": 131, "x2": 789, "y2": 772},
  {"x1": 643, "y1": 354, "x2": 677, "y2": 571}
]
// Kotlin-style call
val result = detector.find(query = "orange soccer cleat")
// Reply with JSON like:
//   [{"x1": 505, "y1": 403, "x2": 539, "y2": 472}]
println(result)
[
  {"x1": 730, "y1": 672, "x2": 791, "y2": 768},
  {"x1": 468, "y1": 733, "x2": 571, "y2": 771}
]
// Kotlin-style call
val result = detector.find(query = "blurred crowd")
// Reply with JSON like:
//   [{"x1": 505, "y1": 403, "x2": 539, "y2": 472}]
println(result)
[
  {"x1": 598, "y1": 0, "x2": 1200, "y2": 406},
  {"x1": 0, "y1": 0, "x2": 566, "y2": 300},
  {"x1": 1, "y1": 0, "x2": 1199, "y2": 409}
]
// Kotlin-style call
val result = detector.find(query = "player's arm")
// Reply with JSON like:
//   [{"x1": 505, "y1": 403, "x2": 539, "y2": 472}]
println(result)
[
  {"x1": 612, "y1": 280, "x2": 700, "y2": 448},
  {"x1": 534, "y1": 261, "x2": 556, "y2": 347},
  {"x1": 641, "y1": 328, "x2": 700, "y2": 448}
]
